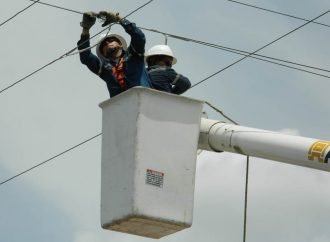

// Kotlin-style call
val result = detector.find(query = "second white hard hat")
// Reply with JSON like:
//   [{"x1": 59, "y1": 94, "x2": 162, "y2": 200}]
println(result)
[
  {"x1": 145, "y1": 45, "x2": 177, "y2": 65},
  {"x1": 96, "y1": 33, "x2": 127, "y2": 60}
]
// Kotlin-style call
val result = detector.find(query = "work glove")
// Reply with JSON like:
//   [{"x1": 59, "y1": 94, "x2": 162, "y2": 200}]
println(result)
[
  {"x1": 80, "y1": 12, "x2": 96, "y2": 29},
  {"x1": 98, "y1": 11, "x2": 121, "y2": 27}
]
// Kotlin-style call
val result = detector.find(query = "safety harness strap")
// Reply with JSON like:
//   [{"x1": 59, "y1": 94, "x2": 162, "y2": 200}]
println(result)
[{"x1": 112, "y1": 57, "x2": 126, "y2": 90}]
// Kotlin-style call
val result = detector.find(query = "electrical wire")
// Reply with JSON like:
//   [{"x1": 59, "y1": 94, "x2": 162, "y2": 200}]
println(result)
[
  {"x1": 0, "y1": 0, "x2": 40, "y2": 28},
  {"x1": 205, "y1": 101, "x2": 238, "y2": 125},
  {"x1": 123, "y1": 0, "x2": 156, "y2": 19},
  {"x1": 2, "y1": 5, "x2": 325, "y2": 241},
  {"x1": 26, "y1": 1, "x2": 330, "y2": 75},
  {"x1": 0, "y1": 133, "x2": 102, "y2": 186},
  {"x1": 0, "y1": 0, "x2": 325, "y2": 97},
  {"x1": 0, "y1": 0, "x2": 156, "y2": 95},
  {"x1": 0, "y1": 33, "x2": 103, "y2": 95},
  {"x1": 70, "y1": 23, "x2": 330, "y2": 78},
  {"x1": 139, "y1": 27, "x2": 330, "y2": 78},
  {"x1": 29, "y1": 0, "x2": 83, "y2": 15},
  {"x1": 140, "y1": 27, "x2": 330, "y2": 73},
  {"x1": 27, "y1": 1, "x2": 330, "y2": 75},
  {"x1": 0, "y1": 97, "x2": 239, "y2": 186},
  {"x1": 0, "y1": 4, "x2": 327, "y2": 186},
  {"x1": 226, "y1": 0, "x2": 330, "y2": 28},
  {"x1": 29, "y1": 0, "x2": 155, "y2": 19},
  {"x1": 0, "y1": 0, "x2": 157, "y2": 186},
  {"x1": 0, "y1": 24, "x2": 114, "y2": 95},
  {"x1": 243, "y1": 155, "x2": 250, "y2": 242},
  {"x1": 196, "y1": 45, "x2": 330, "y2": 79},
  {"x1": 2, "y1": 1, "x2": 327, "y2": 91},
  {"x1": 23, "y1": 1, "x2": 330, "y2": 78},
  {"x1": 0, "y1": 55, "x2": 67, "y2": 94},
  {"x1": 191, "y1": 9, "x2": 330, "y2": 89}
]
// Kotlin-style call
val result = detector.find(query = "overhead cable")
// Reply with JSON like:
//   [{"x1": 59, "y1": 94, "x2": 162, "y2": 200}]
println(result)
[
  {"x1": 0, "y1": 0, "x2": 40, "y2": 28},
  {"x1": 0, "y1": 133, "x2": 102, "y2": 186},
  {"x1": 243, "y1": 156, "x2": 250, "y2": 242},
  {"x1": 32, "y1": 0, "x2": 330, "y2": 29},
  {"x1": 139, "y1": 27, "x2": 330, "y2": 78},
  {"x1": 0, "y1": 99, "x2": 237, "y2": 186},
  {"x1": 0, "y1": 0, "x2": 156, "y2": 95},
  {"x1": 0, "y1": 25, "x2": 109, "y2": 95},
  {"x1": 226, "y1": 0, "x2": 330, "y2": 28},
  {"x1": 191, "y1": 9, "x2": 330, "y2": 89},
  {"x1": 29, "y1": 0, "x2": 155, "y2": 19},
  {"x1": 205, "y1": 101, "x2": 238, "y2": 125},
  {"x1": 29, "y1": 0, "x2": 83, "y2": 15},
  {"x1": 24, "y1": 1, "x2": 330, "y2": 78}
]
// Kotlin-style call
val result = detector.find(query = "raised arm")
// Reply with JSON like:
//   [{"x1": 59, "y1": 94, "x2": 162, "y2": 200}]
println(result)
[{"x1": 77, "y1": 12, "x2": 102, "y2": 75}]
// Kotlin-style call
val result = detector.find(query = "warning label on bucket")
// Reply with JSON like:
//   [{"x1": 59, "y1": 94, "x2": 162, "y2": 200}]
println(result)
[{"x1": 146, "y1": 169, "x2": 164, "y2": 188}]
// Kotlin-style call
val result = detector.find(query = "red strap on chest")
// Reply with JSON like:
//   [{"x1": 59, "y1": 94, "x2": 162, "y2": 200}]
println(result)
[{"x1": 112, "y1": 57, "x2": 126, "y2": 89}]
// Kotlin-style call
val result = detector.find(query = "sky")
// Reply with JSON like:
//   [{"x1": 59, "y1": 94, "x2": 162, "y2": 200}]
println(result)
[{"x1": 1, "y1": 0, "x2": 330, "y2": 242}]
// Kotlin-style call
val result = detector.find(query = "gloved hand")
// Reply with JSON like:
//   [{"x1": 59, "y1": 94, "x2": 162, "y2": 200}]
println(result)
[
  {"x1": 98, "y1": 11, "x2": 121, "y2": 27},
  {"x1": 80, "y1": 12, "x2": 96, "y2": 29}
]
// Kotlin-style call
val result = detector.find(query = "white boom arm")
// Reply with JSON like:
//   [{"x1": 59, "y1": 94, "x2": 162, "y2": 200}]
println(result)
[{"x1": 199, "y1": 118, "x2": 330, "y2": 172}]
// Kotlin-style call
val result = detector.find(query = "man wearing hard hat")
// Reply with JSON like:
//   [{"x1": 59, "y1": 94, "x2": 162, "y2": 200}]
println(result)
[
  {"x1": 77, "y1": 11, "x2": 151, "y2": 97},
  {"x1": 145, "y1": 45, "x2": 191, "y2": 95}
]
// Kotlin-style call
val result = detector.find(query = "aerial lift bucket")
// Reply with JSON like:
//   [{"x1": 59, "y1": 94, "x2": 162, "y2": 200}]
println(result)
[{"x1": 99, "y1": 87, "x2": 204, "y2": 239}]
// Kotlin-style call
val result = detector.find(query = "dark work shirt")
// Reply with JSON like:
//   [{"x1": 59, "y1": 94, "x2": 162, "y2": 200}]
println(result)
[
  {"x1": 147, "y1": 65, "x2": 191, "y2": 95},
  {"x1": 77, "y1": 19, "x2": 151, "y2": 97}
]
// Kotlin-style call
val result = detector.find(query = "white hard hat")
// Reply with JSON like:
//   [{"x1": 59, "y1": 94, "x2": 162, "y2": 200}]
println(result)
[
  {"x1": 96, "y1": 33, "x2": 127, "y2": 60},
  {"x1": 145, "y1": 45, "x2": 177, "y2": 65}
]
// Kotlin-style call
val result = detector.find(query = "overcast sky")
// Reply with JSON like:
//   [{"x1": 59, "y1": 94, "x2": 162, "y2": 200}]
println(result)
[{"x1": 1, "y1": 0, "x2": 330, "y2": 242}]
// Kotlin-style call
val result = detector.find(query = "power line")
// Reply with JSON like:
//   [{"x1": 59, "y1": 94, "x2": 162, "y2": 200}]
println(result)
[
  {"x1": 33, "y1": 0, "x2": 330, "y2": 30},
  {"x1": 29, "y1": 0, "x2": 155, "y2": 18},
  {"x1": 140, "y1": 27, "x2": 330, "y2": 78},
  {"x1": 243, "y1": 155, "x2": 250, "y2": 242},
  {"x1": 194, "y1": 43, "x2": 330, "y2": 79},
  {"x1": 123, "y1": 0, "x2": 156, "y2": 19},
  {"x1": 205, "y1": 101, "x2": 238, "y2": 125},
  {"x1": 0, "y1": 0, "x2": 157, "y2": 186},
  {"x1": 24, "y1": 1, "x2": 330, "y2": 79},
  {"x1": 0, "y1": 55, "x2": 66, "y2": 94},
  {"x1": 0, "y1": 25, "x2": 113, "y2": 95},
  {"x1": 28, "y1": 1, "x2": 330, "y2": 75},
  {"x1": 0, "y1": 5, "x2": 327, "y2": 186},
  {"x1": 1, "y1": 25, "x2": 328, "y2": 97},
  {"x1": 0, "y1": 96, "x2": 238, "y2": 186},
  {"x1": 226, "y1": 0, "x2": 330, "y2": 28},
  {"x1": 0, "y1": 133, "x2": 102, "y2": 186},
  {"x1": 0, "y1": 0, "x2": 156, "y2": 95},
  {"x1": 29, "y1": 0, "x2": 83, "y2": 15},
  {"x1": 5, "y1": 2, "x2": 328, "y2": 89},
  {"x1": 0, "y1": 0, "x2": 40, "y2": 28},
  {"x1": 191, "y1": 9, "x2": 330, "y2": 89}
]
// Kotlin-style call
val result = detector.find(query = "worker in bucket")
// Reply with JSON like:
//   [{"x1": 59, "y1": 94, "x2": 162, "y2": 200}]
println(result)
[
  {"x1": 77, "y1": 11, "x2": 151, "y2": 97},
  {"x1": 145, "y1": 45, "x2": 191, "y2": 95}
]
